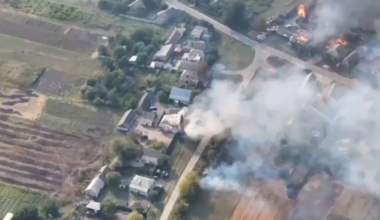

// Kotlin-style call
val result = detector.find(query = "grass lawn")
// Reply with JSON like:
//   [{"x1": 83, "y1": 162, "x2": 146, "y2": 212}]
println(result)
[
  {"x1": 97, "y1": 186, "x2": 130, "y2": 205},
  {"x1": 0, "y1": 184, "x2": 47, "y2": 216},
  {"x1": 219, "y1": 35, "x2": 255, "y2": 71},
  {"x1": 243, "y1": 0, "x2": 274, "y2": 13},
  {"x1": 184, "y1": 190, "x2": 242, "y2": 220}
]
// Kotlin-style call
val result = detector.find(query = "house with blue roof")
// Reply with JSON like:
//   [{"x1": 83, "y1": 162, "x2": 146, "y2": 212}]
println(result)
[{"x1": 169, "y1": 87, "x2": 192, "y2": 106}]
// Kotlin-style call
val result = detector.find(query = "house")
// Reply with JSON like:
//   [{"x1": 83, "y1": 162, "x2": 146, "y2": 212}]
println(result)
[
  {"x1": 191, "y1": 41, "x2": 207, "y2": 50},
  {"x1": 3, "y1": 213, "x2": 13, "y2": 220},
  {"x1": 188, "y1": 49, "x2": 204, "y2": 62},
  {"x1": 181, "y1": 70, "x2": 199, "y2": 86},
  {"x1": 169, "y1": 87, "x2": 192, "y2": 105},
  {"x1": 160, "y1": 107, "x2": 188, "y2": 133},
  {"x1": 157, "y1": 7, "x2": 182, "y2": 25},
  {"x1": 142, "y1": 148, "x2": 165, "y2": 166},
  {"x1": 85, "y1": 165, "x2": 110, "y2": 198},
  {"x1": 178, "y1": 60, "x2": 200, "y2": 72},
  {"x1": 86, "y1": 201, "x2": 101, "y2": 213},
  {"x1": 117, "y1": 109, "x2": 137, "y2": 132},
  {"x1": 190, "y1": 26, "x2": 211, "y2": 41},
  {"x1": 154, "y1": 44, "x2": 175, "y2": 62},
  {"x1": 149, "y1": 61, "x2": 164, "y2": 70},
  {"x1": 136, "y1": 91, "x2": 155, "y2": 114},
  {"x1": 165, "y1": 29, "x2": 183, "y2": 45},
  {"x1": 129, "y1": 55, "x2": 138, "y2": 65},
  {"x1": 129, "y1": 175, "x2": 156, "y2": 197},
  {"x1": 140, "y1": 111, "x2": 157, "y2": 127}
]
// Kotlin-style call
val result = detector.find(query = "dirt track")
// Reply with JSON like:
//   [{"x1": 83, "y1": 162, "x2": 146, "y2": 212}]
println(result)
[{"x1": 0, "y1": 114, "x2": 106, "y2": 195}]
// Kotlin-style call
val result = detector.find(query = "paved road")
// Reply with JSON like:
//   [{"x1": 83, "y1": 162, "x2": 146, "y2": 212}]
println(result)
[
  {"x1": 159, "y1": 136, "x2": 211, "y2": 220},
  {"x1": 167, "y1": 0, "x2": 379, "y2": 98}
]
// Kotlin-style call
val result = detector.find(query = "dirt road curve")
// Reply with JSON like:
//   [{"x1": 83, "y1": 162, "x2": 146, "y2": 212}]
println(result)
[{"x1": 159, "y1": 136, "x2": 211, "y2": 220}]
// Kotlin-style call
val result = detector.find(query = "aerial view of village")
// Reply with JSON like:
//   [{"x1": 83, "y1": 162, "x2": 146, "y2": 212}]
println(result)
[{"x1": 0, "y1": 0, "x2": 380, "y2": 219}]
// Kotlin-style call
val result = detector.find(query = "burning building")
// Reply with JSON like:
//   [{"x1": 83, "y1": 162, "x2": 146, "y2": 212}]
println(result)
[{"x1": 296, "y1": 0, "x2": 316, "y2": 24}]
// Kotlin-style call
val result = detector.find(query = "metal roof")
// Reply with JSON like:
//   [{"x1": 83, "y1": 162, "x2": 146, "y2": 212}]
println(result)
[
  {"x1": 169, "y1": 87, "x2": 192, "y2": 103},
  {"x1": 129, "y1": 175, "x2": 155, "y2": 193}
]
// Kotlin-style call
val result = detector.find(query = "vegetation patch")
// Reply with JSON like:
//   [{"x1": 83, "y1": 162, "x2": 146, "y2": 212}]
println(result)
[
  {"x1": 219, "y1": 35, "x2": 255, "y2": 71},
  {"x1": 0, "y1": 184, "x2": 47, "y2": 216},
  {"x1": 0, "y1": 58, "x2": 43, "y2": 88}
]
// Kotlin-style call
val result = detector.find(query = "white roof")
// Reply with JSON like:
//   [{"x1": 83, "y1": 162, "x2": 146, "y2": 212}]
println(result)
[
  {"x1": 3, "y1": 213, "x2": 13, "y2": 220},
  {"x1": 85, "y1": 176, "x2": 105, "y2": 197},
  {"x1": 86, "y1": 201, "x2": 101, "y2": 211},
  {"x1": 129, "y1": 55, "x2": 138, "y2": 62},
  {"x1": 188, "y1": 49, "x2": 204, "y2": 61},
  {"x1": 129, "y1": 175, "x2": 155, "y2": 193}
]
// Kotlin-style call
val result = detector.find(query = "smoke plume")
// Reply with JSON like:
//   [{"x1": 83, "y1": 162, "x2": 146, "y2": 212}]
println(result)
[{"x1": 312, "y1": 0, "x2": 380, "y2": 43}]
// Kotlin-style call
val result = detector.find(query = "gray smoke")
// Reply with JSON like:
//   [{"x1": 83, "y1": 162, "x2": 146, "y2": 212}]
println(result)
[{"x1": 312, "y1": 0, "x2": 380, "y2": 43}]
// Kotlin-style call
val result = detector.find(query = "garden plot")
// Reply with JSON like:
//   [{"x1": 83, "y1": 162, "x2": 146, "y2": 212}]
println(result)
[
  {"x1": 33, "y1": 69, "x2": 86, "y2": 97},
  {"x1": 0, "y1": 114, "x2": 106, "y2": 196},
  {"x1": 0, "y1": 89, "x2": 47, "y2": 120},
  {"x1": 39, "y1": 99, "x2": 117, "y2": 138},
  {"x1": 0, "y1": 11, "x2": 102, "y2": 54},
  {"x1": 0, "y1": 58, "x2": 43, "y2": 88}
]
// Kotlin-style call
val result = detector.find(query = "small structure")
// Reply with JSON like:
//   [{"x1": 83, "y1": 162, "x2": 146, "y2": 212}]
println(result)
[
  {"x1": 136, "y1": 91, "x2": 155, "y2": 114},
  {"x1": 187, "y1": 49, "x2": 204, "y2": 62},
  {"x1": 169, "y1": 87, "x2": 192, "y2": 105},
  {"x1": 85, "y1": 165, "x2": 110, "y2": 198},
  {"x1": 3, "y1": 213, "x2": 13, "y2": 220},
  {"x1": 191, "y1": 40, "x2": 207, "y2": 50},
  {"x1": 129, "y1": 175, "x2": 156, "y2": 197},
  {"x1": 190, "y1": 26, "x2": 210, "y2": 41},
  {"x1": 117, "y1": 109, "x2": 137, "y2": 132},
  {"x1": 154, "y1": 44, "x2": 175, "y2": 62},
  {"x1": 178, "y1": 60, "x2": 200, "y2": 72},
  {"x1": 157, "y1": 7, "x2": 182, "y2": 25},
  {"x1": 181, "y1": 70, "x2": 199, "y2": 86},
  {"x1": 142, "y1": 148, "x2": 165, "y2": 166},
  {"x1": 165, "y1": 28, "x2": 184, "y2": 45},
  {"x1": 140, "y1": 111, "x2": 157, "y2": 127},
  {"x1": 86, "y1": 201, "x2": 101, "y2": 213},
  {"x1": 129, "y1": 55, "x2": 138, "y2": 65},
  {"x1": 149, "y1": 61, "x2": 164, "y2": 70}
]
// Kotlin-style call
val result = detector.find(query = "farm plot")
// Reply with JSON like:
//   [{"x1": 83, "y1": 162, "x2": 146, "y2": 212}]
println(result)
[
  {"x1": 0, "y1": 184, "x2": 47, "y2": 216},
  {"x1": 39, "y1": 99, "x2": 117, "y2": 138},
  {"x1": 33, "y1": 69, "x2": 86, "y2": 97},
  {"x1": 0, "y1": 89, "x2": 46, "y2": 120},
  {"x1": 0, "y1": 11, "x2": 102, "y2": 54},
  {"x1": 0, "y1": 58, "x2": 43, "y2": 88},
  {"x1": 0, "y1": 114, "x2": 106, "y2": 196}
]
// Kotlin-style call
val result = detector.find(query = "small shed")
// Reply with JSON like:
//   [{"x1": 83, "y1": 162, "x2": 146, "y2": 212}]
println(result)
[
  {"x1": 86, "y1": 201, "x2": 101, "y2": 213},
  {"x1": 129, "y1": 55, "x2": 138, "y2": 64},
  {"x1": 85, "y1": 165, "x2": 110, "y2": 198},
  {"x1": 169, "y1": 87, "x2": 192, "y2": 105}
]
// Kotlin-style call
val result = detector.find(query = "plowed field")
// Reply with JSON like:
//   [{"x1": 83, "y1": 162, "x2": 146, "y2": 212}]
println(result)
[{"x1": 0, "y1": 114, "x2": 106, "y2": 195}]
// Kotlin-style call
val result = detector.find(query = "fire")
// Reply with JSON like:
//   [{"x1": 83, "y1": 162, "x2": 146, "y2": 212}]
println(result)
[
  {"x1": 298, "y1": 5, "x2": 306, "y2": 18},
  {"x1": 331, "y1": 38, "x2": 349, "y2": 46},
  {"x1": 297, "y1": 35, "x2": 309, "y2": 44}
]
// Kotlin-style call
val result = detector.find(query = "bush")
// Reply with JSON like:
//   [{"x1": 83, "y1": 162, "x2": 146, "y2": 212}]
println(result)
[
  {"x1": 179, "y1": 171, "x2": 201, "y2": 202},
  {"x1": 106, "y1": 171, "x2": 121, "y2": 187},
  {"x1": 102, "y1": 200, "x2": 117, "y2": 219},
  {"x1": 128, "y1": 211, "x2": 144, "y2": 220},
  {"x1": 172, "y1": 200, "x2": 189, "y2": 219},
  {"x1": 111, "y1": 138, "x2": 140, "y2": 161},
  {"x1": 151, "y1": 141, "x2": 166, "y2": 150}
]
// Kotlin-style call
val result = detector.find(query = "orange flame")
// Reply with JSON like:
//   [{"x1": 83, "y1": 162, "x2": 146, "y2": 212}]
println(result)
[
  {"x1": 298, "y1": 5, "x2": 306, "y2": 18},
  {"x1": 331, "y1": 38, "x2": 349, "y2": 46},
  {"x1": 297, "y1": 35, "x2": 309, "y2": 44}
]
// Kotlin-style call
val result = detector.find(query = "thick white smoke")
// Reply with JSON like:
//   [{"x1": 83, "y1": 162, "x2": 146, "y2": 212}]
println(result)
[{"x1": 312, "y1": 0, "x2": 380, "y2": 43}]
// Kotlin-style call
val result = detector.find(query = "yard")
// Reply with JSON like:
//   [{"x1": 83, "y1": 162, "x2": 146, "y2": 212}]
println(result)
[
  {"x1": 0, "y1": 184, "x2": 47, "y2": 216},
  {"x1": 218, "y1": 35, "x2": 255, "y2": 71}
]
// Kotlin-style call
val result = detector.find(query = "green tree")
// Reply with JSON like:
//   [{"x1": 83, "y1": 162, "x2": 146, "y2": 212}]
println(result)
[
  {"x1": 223, "y1": 0, "x2": 247, "y2": 29},
  {"x1": 152, "y1": 141, "x2": 166, "y2": 150},
  {"x1": 107, "y1": 88, "x2": 121, "y2": 108},
  {"x1": 93, "y1": 97, "x2": 105, "y2": 106},
  {"x1": 158, "y1": 90, "x2": 170, "y2": 103},
  {"x1": 124, "y1": 96, "x2": 138, "y2": 109},
  {"x1": 157, "y1": 155, "x2": 170, "y2": 168},
  {"x1": 207, "y1": 149, "x2": 216, "y2": 161},
  {"x1": 106, "y1": 171, "x2": 121, "y2": 187},
  {"x1": 136, "y1": 52, "x2": 148, "y2": 66},
  {"x1": 86, "y1": 78, "x2": 97, "y2": 87},
  {"x1": 13, "y1": 206, "x2": 39, "y2": 220},
  {"x1": 172, "y1": 200, "x2": 189, "y2": 219},
  {"x1": 146, "y1": 209, "x2": 157, "y2": 220},
  {"x1": 102, "y1": 199, "x2": 117, "y2": 219},
  {"x1": 131, "y1": 28, "x2": 154, "y2": 44},
  {"x1": 179, "y1": 171, "x2": 201, "y2": 202},
  {"x1": 98, "y1": 45, "x2": 110, "y2": 56},
  {"x1": 128, "y1": 211, "x2": 144, "y2": 220},
  {"x1": 111, "y1": 138, "x2": 140, "y2": 161},
  {"x1": 142, "y1": 0, "x2": 157, "y2": 11},
  {"x1": 114, "y1": 46, "x2": 127, "y2": 60},
  {"x1": 85, "y1": 87, "x2": 97, "y2": 101},
  {"x1": 41, "y1": 200, "x2": 60, "y2": 219}
]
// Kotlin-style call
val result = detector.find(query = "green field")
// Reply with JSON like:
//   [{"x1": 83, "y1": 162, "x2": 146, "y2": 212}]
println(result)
[
  {"x1": 39, "y1": 98, "x2": 118, "y2": 138},
  {"x1": 0, "y1": 184, "x2": 47, "y2": 216},
  {"x1": 0, "y1": 58, "x2": 43, "y2": 88},
  {"x1": 219, "y1": 35, "x2": 255, "y2": 71}
]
